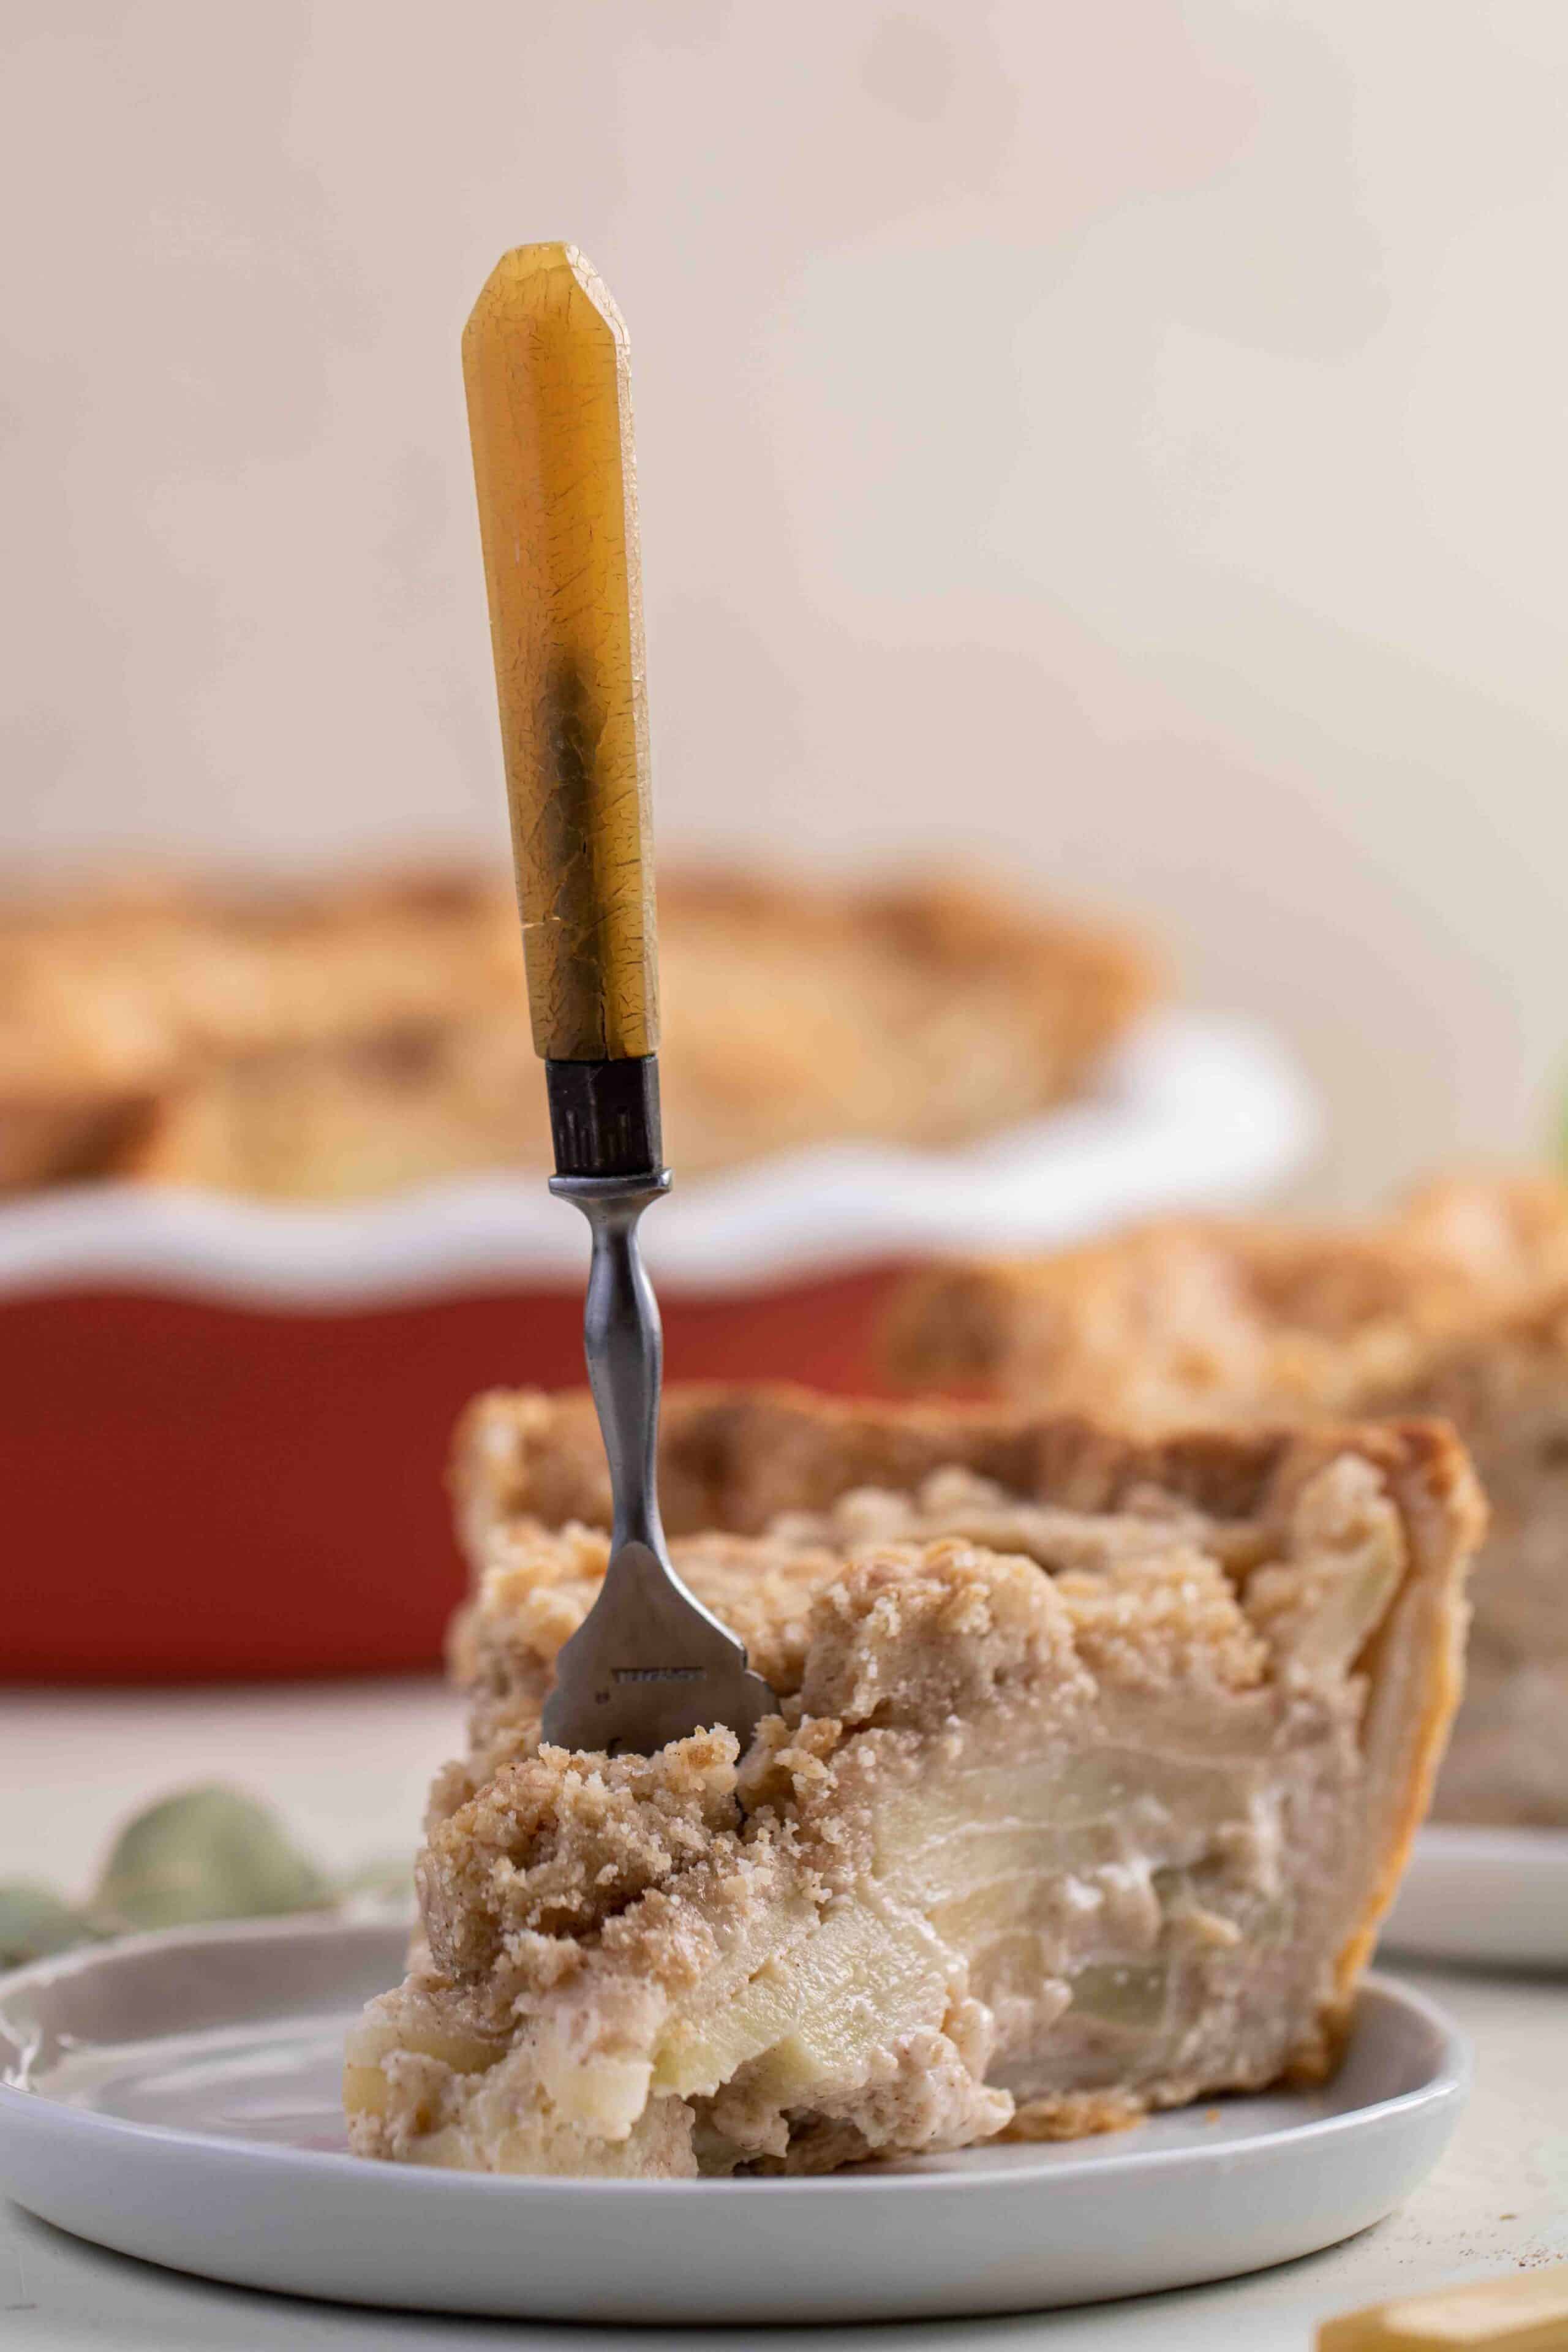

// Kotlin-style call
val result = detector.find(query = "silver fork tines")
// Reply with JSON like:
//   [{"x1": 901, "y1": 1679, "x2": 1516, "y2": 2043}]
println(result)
[{"x1": 539, "y1": 1172, "x2": 777, "y2": 1756}]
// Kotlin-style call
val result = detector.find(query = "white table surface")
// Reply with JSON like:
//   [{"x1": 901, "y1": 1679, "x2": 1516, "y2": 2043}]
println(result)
[{"x1": 2, "y1": 1679, "x2": 1564, "y2": 2352}]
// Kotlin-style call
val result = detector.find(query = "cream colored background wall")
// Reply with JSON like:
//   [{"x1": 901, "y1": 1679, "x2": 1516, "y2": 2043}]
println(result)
[{"x1": 4, "y1": 1, "x2": 1566, "y2": 1206}]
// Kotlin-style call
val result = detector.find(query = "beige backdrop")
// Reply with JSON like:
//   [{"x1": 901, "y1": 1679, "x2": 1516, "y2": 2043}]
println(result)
[{"x1": 4, "y1": 1, "x2": 1566, "y2": 1206}]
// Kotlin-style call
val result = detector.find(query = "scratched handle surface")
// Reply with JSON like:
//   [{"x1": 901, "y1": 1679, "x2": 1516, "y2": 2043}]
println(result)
[{"x1": 462, "y1": 243, "x2": 658, "y2": 1061}]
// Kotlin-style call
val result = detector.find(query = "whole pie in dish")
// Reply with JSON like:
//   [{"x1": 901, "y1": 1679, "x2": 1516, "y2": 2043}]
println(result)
[
  {"x1": 0, "y1": 870, "x2": 1154, "y2": 1199},
  {"x1": 344, "y1": 1384, "x2": 1479, "y2": 2179},
  {"x1": 884, "y1": 1172, "x2": 1568, "y2": 1827}
]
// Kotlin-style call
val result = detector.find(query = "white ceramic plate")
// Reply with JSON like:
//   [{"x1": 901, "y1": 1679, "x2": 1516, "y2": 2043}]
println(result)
[
  {"x1": 0, "y1": 1012, "x2": 1312, "y2": 1304},
  {"x1": 0, "y1": 1916, "x2": 1466, "y2": 2325},
  {"x1": 1381, "y1": 1825, "x2": 1568, "y2": 1971}
]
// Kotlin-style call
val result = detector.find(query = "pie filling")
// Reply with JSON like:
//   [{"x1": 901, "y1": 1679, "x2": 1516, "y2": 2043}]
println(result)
[{"x1": 346, "y1": 1431, "x2": 1466, "y2": 2178}]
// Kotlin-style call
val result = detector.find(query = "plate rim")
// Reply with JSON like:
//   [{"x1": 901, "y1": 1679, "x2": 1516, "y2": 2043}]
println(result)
[
  {"x1": 1380, "y1": 1820, "x2": 1568, "y2": 1968},
  {"x1": 0, "y1": 1910, "x2": 1471, "y2": 2201}
]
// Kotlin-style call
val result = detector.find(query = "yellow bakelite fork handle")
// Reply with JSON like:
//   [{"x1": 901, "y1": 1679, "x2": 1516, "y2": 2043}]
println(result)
[
  {"x1": 462, "y1": 243, "x2": 657, "y2": 1063},
  {"x1": 1319, "y1": 2265, "x2": 1568, "y2": 2350}
]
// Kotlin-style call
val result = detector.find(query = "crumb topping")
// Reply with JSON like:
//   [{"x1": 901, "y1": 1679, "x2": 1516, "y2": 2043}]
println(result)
[
  {"x1": 798, "y1": 1539, "x2": 1088, "y2": 1726},
  {"x1": 884, "y1": 1174, "x2": 1568, "y2": 1428},
  {"x1": 421, "y1": 1729, "x2": 744, "y2": 1971},
  {"x1": 456, "y1": 1460, "x2": 1351, "y2": 1738}
]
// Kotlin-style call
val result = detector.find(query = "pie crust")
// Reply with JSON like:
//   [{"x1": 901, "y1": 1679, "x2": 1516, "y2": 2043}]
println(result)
[
  {"x1": 884, "y1": 1174, "x2": 1568, "y2": 1825},
  {"x1": 344, "y1": 1384, "x2": 1479, "y2": 2179},
  {"x1": 0, "y1": 870, "x2": 1154, "y2": 1197}
]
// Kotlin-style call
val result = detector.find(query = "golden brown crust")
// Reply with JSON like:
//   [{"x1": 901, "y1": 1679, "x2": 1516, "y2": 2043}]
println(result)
[
  {"x1": 0, "y1": 867, "x2": 1157, "y2": 1196},
  {"x1": 0, "y1": 869, "x2": 523, "y2": 1189},
  {"x1": 1001, "y1": 2089, "x2": 1149, "y2": 2141},
  {"x1": 453, "y1": 1378, "x2": 1479, "y2": 1559},
  {"x1": 1397, "y1": 1168, "x2": 1568, "y2": 1292}
]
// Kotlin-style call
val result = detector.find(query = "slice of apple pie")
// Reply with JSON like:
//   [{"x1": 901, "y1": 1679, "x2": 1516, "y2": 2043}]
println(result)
[
  {"x1": 345, "y1": 1387, "x2": 1479, "y2": 2179},
  {"x1": 883, "y1": 1173, "x2": 1568, "y2": 1825}
]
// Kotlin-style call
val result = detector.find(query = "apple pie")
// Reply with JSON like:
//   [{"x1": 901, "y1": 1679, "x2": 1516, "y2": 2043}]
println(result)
[
  {"x1": 0, "y1": 869, "x2": 1153, "y2": 1199},
  {"x1": 344, "y1": 1384, "x2": 1478, "y2": 2179},
  {"x1": 885, "y1": 1172, "x2": 1568, "y2": 1826}
]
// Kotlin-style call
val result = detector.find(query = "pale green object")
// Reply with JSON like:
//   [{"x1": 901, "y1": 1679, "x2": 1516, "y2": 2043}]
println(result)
[
  {"x1": 1, "y1": 1789, "x2": 395, "y2": 1969},
  {"x1": 92, "y1": 1787, "x2": 330, "y2": 1932},
  {"x1": 0, "y1": 1882, "x2": 95, "y2": 1968}
]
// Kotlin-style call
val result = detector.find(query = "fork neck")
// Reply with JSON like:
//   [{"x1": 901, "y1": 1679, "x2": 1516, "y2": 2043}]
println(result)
[{"x1": 547, "y1": 1049, "x2": 672, "y2": 1566}]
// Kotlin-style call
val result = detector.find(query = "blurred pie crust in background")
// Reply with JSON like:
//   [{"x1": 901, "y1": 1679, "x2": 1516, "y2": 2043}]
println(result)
[
  {"x1": 884, "y1": 1172, "x2": 1568, "y2": 1829},
  {"x1": 0, "y1": 867, "x2": 1157, "y2": 1201},
  {"x1": 2, "y1": 861, "x2": 1326, "y2": 1692}
]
